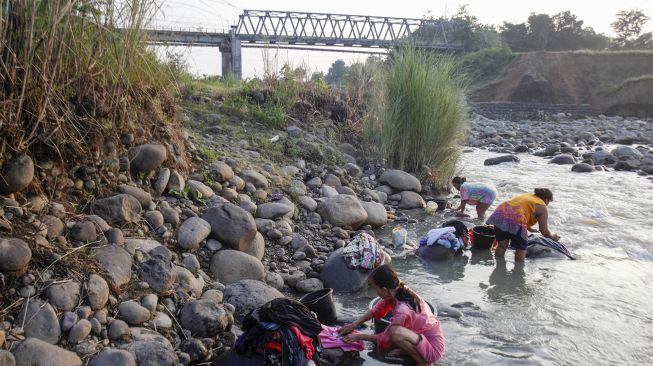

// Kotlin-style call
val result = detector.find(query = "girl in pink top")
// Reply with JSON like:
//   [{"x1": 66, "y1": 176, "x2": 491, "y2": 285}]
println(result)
[{"x1": 338, "y1": 264, "x2": 445, "y2": 365}]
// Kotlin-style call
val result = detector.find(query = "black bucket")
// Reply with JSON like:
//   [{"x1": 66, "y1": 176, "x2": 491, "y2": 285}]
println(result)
[
  {"x1": 435, "y1": 198, "x2": 448, "y2": 211},
  {"x1": 300, "y1": 288, "x2": 337, "y2": 324},
  {"x1": 472, "y1": 226, "x2": 495, "y2": 249}
]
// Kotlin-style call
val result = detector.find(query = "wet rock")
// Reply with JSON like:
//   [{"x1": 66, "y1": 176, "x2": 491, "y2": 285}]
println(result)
[
  {"x1": 118, "y1": 302, "x2": 151, "y2": 325},
  {"x1": 108, "y1": 319, "x2": 130, "y2": 340},
  {"x1": 0, "y1": 155, "x2": 34, "y2": 194},
  {"x1": 46, "y1": 281, "x2": 80, "y2": 311},
  {"x1": 0, "y1": 238, "x2": 31, "y2": 272},
  {"x1": 141, "y1": 246, "x2": 176, "y2": 293},
  {"x1": 317, "y1": 195, "x2": 367, "y2": 229},
  {"x1": 179, "y1": 300, "x2": 233, "y2": 337},
  {"x1": 544, "y1": 144, "x2": 561, "y2": 156},
  {"x1": 186, "y1": 180, "x2": 215, "y2": 200},
  {"x1": 68, "y1": 319, "x2": 91, "y2": 344},
  {"x1": 202, "y1": 203, "x2": 257, "y2": 252},
  {"x1": 210, "y1": 250, "x2": 264, "y2": 284},
  {"x1": 92, "y1": 194, "x2": 142, "y2": 224},
  {"x1": 361, "y1": 201, "x2": 387, "y2": 228},
  {"x1": 239, "y1": 170, "x2": 269, "y2": 190},
  {"x1": 379, "y1": 169, "x2": 421, "y2": 192},
  {"x1": 321, "y1": 248, "x2": 373, "y2": 292},
  {"x1": 87, "y1": 274, "x2": 109, "y2": 310},
  {"x1": 92, "y1": 245, "x2": 133, "y2": 288},
  {"x1": 256, "y1": 202, "x2": 292, "y2": 219},
  {"x1": 549, "y1": 154, "x2": 575, "y2": 165},
  {"x1": 611, "y1": 145, "x2": 642, "y2": 160},
  {"x1": 572, "y1": 163, "x2": 595, "y2": 173},
  {"x1": 177, "y1": 217, "x2": 211, "y2": 250},
  {"x1": 224, "y1": 280, "x2": 283, "y2": 323},
  {"x1": 484, "y1": 155, "x2": 520, "y2": 166},
  {"x1": 398, "y1": 191, "x2": 426, "y2": 209},
  {"x1": 295, "y1": 278, "x2": 324, "y2": 293},
  {"x1": 118, "y1": 185, "x2": 152, "y2": 208},
  {"x1": 12, "y1": 338, "x2": 81, "y2": 366},
  {"x1": 210, "y1": 161, "x2": 234, "y2": 182},
  {"x1": 17, "y1": 298, "x2": 61, "y2": 344},
  {"x1": 589, "y1": 150, "x2": 617, "y2": 165},
  {"x1": 416, "y1": 245, "x2": 455, "y2": 261},
  {"x1": 128, "y1": 144, "x2": 167, "y2": 174},
  {"x1": 89, "y1": 349, "x2": 136, "y2": 366},
  {"x1": 70, "y1": 221, "x2": 97, "y2": 243}
]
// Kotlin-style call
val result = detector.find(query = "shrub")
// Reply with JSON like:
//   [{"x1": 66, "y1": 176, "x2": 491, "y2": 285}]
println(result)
[
  {"x1": 364, "y1": 47, "x2": 469, "y2": 189},
  {"x1": 462, "y1": 47, "x2": 516, "y2": 83}
]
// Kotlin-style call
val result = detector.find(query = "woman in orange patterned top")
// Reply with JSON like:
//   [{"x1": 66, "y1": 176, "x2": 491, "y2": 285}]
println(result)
[{"x1": 486, "y1": 188, "x2": 560, "y2": 262}]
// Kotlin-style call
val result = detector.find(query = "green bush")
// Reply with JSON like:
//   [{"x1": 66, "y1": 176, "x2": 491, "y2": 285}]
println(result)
[
  {"x1": 462, "y1": 47, "x2": 515, "y2": 83},
  {"x1": 365, "y1": 48, "x2": 469, "y2": 189}
]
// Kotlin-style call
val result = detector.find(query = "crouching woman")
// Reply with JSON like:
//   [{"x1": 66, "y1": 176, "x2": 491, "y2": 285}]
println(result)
[{"x1": 338, "y1": 264, "x2": 445, "y2": 365}]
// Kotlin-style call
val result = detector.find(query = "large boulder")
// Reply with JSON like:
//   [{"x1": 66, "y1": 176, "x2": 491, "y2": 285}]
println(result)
[
  {"x1": 321, "y1": 248, "x2": 372, "y2": 292},
  {"x1": 177, "y1": 217, "x2": 211, "y2": 251},
  {"x1": 589, "y1": 150, "x2": 617, "y2": 165},
  {"x1": 361, "y1": 201, "x2": 387, "y2": 228},
  {"x1": 611, "y1": 145, "x2": 643, "y2": 160},
  {"x1": 12, "y1": 338, "x2": 81, "y2": 366},
  {"x1": 16, "y1": 299, "x2": 61, "y2": 344},
  {"x1": 179, "y1": 300, "x2": 233, "y2": 337},
  {"x1": 317, "y1": 195, "x2": 367, "y2": 229},
  {"x1": 128, "y1": 144, "x2": 167, "y2": 174},
  {"x1": 92, "y1": 194, "x2": 142, "y2": 224},
  {"x1": 379, "y1": 170, "x2": 421, "y2": 192},
  {"x1": 0, "y1": 155, "x2": 34, "y2": 194},
  {"x1": 210, "y1": 250, "x2": 264, "y2": 284},
  {"x1": 202, "y1": 203, "x2": 257, "y2": 252},
  {"x1": 398, "y1": 191, "x2": 426, "y2": 209},
  {"x1": 416, "y1": 245, "x2": 456, "y2": 261},
  {"x1": 92, "y1": 245, "x2": 133, "y2": 289},
  {"x1": 223, "y1": 280, "x2": 283, "y2": 323},
  {"x1": 549, "y1": 154, "x2": 575, "y2": 165},
  {"x1": 484, "y1": 155, "x2": 520, "y2": 166},
  {"x1": 0, "y1": 238, "x2": 31, "y2": 272},
  {"x1": 239, "y1": 170, "x2": 269, "y2": 190}
]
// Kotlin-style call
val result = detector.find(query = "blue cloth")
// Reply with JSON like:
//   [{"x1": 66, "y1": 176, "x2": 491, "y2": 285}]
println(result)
[{"x1": 527, "y1": 236, "x2": 575, "y2": 260}]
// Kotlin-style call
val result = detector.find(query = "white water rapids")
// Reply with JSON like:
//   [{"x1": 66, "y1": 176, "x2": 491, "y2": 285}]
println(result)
[{"x1": 335, "y1": 148, "x2": 653, "y2": 366}]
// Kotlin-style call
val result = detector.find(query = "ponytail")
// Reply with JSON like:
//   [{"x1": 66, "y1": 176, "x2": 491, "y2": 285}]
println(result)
[{"x1": 371, "y1": 264, "x2": 422, "y2": 312}]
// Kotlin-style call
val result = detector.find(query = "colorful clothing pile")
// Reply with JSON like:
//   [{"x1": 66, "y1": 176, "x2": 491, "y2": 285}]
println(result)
[
  {"x1": 342, "y1": 233, "x2": 385, "y2": 270},
  {"x1": 236, "y1": 298, "x2": 322, "y2": 366},
  {"x1": 460, "y1": 182, "x2": 498, "y2": 205}
]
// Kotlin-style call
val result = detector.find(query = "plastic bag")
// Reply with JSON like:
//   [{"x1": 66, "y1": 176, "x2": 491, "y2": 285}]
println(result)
[{"x1": 391, "y1": 227, "x2": 407, "y2": 249}]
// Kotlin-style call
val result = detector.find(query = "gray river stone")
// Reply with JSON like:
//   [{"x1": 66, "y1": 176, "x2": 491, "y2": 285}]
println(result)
[
  {"x1": 379, "y1": 169, "x2": 421, "y2": 192},
  {"x1": 224, "y1": 280, "x2": 283, "y2": 323},
  {"x1": 92, "y1": 245, "x2": 132, "y2": 288},
  {"x1": 17, "y1": 298, "x2": 61, "y2": 344},
  {"x1": 12, "y1": 338, "x2": 81, "y2": 366},
  {"x1": 179, "y1": 299, "x2": 233, "y2": 337},
  {"x1": 177, "y1": 217, "x2": 211, "y2": 250},
  {"x1": 89, "y1": 349, "x2": 136, "y2": 366}
]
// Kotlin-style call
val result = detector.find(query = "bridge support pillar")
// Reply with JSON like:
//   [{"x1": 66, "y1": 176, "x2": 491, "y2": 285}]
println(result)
[{"x1": 221, "y1": 28, "x2": 241, "y2": 80}]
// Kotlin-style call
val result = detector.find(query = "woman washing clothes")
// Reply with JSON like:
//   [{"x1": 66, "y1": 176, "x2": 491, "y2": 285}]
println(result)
[
  {"x1": 338, "y1": 264, "x2": 445, "y2": 366},
  {"x1": 451, "y1": 176, "x2": 498, "y2": 220},
  {"x1": 486, "y1": 188, "x2": 561, "y2": 262}
]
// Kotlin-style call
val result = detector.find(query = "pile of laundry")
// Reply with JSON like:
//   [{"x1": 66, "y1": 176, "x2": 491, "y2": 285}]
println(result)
[
  {"x1": 419, "y1": 220, "x2": 468, "y2": 252},
  {"x1": 342, "y1": 232, "x2": 385, "y2": 271}
]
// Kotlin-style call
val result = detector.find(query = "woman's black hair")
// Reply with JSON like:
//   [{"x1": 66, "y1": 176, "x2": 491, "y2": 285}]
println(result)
[
  {"x1": 441, "y1": 220, "x2": 468, "y2": 238},
  {"x1": 371, "y1": 264, "x2": 421, "y2": 312},
  {"x1": 534, "y1": 188, "x2": 553, "y2": 202},
  {"x1": 452, "y1": 176, "x2": 466, "y2": 185}
]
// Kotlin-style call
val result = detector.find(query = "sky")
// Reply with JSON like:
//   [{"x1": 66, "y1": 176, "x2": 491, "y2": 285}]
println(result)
[{"x1": 150, "y1": 0, "x2": 653, "y2": 77}]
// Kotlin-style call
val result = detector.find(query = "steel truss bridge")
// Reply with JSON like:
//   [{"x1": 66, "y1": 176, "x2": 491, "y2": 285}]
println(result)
[{"x1": 144, "y1": 9, "x2": 461, "y2": 78}]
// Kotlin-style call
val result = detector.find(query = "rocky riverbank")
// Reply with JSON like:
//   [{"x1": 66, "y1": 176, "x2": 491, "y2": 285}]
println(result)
[{"x1": 468, "y1": 113, "x2": 653, "y2": 180}]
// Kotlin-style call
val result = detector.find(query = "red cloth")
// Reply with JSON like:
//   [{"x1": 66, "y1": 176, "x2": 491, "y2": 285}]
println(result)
[
  {"x1": 290, "y1": 325, "x2": 315, "y2": 360},
  {"x1": 264, "y1": 341, "x2": 282, "y2": 353}
]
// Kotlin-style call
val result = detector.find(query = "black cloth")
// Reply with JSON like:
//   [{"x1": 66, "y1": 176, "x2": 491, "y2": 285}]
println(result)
[
  {"x1": 441, "y1": 220, "x2": 468, "y2": 238},
  {"x1": 258, "y1": 298, "x2": 322, "y2": 338}
]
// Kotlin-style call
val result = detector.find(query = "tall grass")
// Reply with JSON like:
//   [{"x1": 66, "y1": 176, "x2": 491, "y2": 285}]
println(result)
[
  {"x1": 364, "y1": 48, "x2": 469, "y2": 189},
  {"x1": 0, "y1": 0, "x2": 175, "y2": 166}
]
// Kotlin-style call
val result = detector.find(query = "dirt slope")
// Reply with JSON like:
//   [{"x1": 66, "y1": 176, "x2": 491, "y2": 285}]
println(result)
[{"x1": 472, "y1": 51, "x2": 653, "y2": 116}]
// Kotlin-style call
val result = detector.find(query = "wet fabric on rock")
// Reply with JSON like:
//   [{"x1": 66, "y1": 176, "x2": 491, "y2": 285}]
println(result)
[
  {"x1": 319, "y1": 325, "x2": 365, "y2": 352},
  {"x1": 342, "y1": 233, "x2": 385, "y2": 270}
]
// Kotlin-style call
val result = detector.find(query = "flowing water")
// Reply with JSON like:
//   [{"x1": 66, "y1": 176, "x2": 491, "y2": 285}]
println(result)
[{"x1": 335, "y1": 148, "x2": 653, "y2": 366}]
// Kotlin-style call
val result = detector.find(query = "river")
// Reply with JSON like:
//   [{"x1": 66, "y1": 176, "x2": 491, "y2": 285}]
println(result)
[{"x1": 334, "y1": 148, "x2": 653, "y2": 366}]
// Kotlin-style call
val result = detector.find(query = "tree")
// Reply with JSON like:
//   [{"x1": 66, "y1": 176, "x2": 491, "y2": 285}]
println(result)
[
  {"x1": 310, "y1": 72, "x2": 325, "y2": 81},
  {"x1": 526, "y1": 13, "x2": 555, "y2": 50},
  {"x1": 325, "y1": 59, "x2": 346, "y2": 86},
  {"x1": 611, "y1": 9, "x2": 652, "y2": 49},
  {"x1": 501, "y1": 22, "x2": 530, "y2": 51}
]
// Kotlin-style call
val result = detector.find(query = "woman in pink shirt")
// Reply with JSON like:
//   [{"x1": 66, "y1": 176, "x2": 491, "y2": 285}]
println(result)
[{"x1": 338, "y1": 264, "x2": 445, "y2": 365}]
